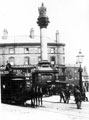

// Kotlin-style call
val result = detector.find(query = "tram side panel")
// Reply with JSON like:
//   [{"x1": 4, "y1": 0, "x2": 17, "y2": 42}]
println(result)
[
  {"x1": 1, "y1": 75, "x2": 11, "y2": 103},
  {"x1": 1, "y1": 74, "x2": 31, "y2": 104}
]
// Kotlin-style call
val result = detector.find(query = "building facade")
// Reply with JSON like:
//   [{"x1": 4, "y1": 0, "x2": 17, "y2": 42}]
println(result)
[
  {"x1": 65, "y1": 65, "x2": 89, "y2": 91},
  {"x1": 0, "y1": 30, "x2": 65, "y2": 67},
  {"x1": 65, "y1": 65, "x2": 79, "y2": 85}
]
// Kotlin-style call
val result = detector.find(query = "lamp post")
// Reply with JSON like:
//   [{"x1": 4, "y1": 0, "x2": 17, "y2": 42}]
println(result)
[{"x1": 76, "y1": 49, "x2": 84, "y2": 94}]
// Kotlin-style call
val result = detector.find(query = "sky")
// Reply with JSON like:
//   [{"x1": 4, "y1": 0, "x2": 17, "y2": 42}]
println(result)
[{"x1": 0, "y1": 0, "x2": 89, "y2": 71}]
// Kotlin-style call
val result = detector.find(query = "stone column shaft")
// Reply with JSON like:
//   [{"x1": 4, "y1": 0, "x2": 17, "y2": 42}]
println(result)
[{"x1": 40, "y1": 28, "x2": 48, "y2": 61}]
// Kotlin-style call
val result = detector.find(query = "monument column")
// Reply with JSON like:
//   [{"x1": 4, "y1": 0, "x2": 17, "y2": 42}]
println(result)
[{"x1": 37, "y1": 3, "x2": 49, "y2": 61}]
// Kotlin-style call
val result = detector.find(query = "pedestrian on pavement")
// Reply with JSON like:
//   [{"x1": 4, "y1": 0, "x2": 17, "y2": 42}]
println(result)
[
  {"x1": 82, "y1": 86, "x2": 88, "y2": 101},
  {"x1": 59, "y1": 88, "x2": 66, "y2": 103},
  {"x1": 64, "y1": 86, "x2": 71, "y2": 103},
  {"x1": 74, "y1": 87, "x2": 82, "y2": 109}
]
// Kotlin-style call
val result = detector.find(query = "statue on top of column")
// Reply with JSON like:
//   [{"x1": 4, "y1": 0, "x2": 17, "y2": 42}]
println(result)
[{"x1": 38, "y1": 3, "x2": 47, "y2": 17}]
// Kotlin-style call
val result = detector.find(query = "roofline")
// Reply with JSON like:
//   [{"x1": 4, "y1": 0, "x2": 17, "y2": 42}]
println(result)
[{"x1": 0, "y1": 42, "x2": 65, "y2": 47}]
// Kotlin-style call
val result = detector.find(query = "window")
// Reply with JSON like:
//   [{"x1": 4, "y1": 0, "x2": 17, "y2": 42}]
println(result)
[
  {"x1": 9, "y1": 57, "x2": 14, "y2": 65},
  {"x1": 63, "y1": 47, "x2": 65, "y2": 53},
  {"x1": 75, "y1": 77, "x2": 78, "y2": 80},
  {"x1": 50, "y1": 56, "x2": 55, "y2": 65},
  {"x1": 9, "y1": 48, "x2": 14, "y2": 54},
  {"x1": 63, "y1": 56, "x2": 65, "y2": 64},
  {"x1": 24, "y1": 48, "x2": 29, "y2": 54},
  {"x1": 38, "y1": 56, "x2": 41, "y2": 62},
  {"x1": 50, "y1": 48, "x2": 55, "y2": 53},
  {"x1": 38, "y1": 48, "x2": 41, "y2": 53},
  {"x1": 24, "y1": 57, "x2": 30, "y2": 65},
  {"x1": 74, "y1": 70, "x2": 77, "y2": 73}
]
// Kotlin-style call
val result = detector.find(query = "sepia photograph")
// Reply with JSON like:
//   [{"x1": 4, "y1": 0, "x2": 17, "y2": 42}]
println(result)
[{"x1": 0, "y1": 0, "x2": 89, "y2": 120}]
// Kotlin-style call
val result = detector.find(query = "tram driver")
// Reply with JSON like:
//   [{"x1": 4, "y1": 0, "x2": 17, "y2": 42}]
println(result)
[{"x1": 5, "y1": 61, "x2": 12, "y2": 73}]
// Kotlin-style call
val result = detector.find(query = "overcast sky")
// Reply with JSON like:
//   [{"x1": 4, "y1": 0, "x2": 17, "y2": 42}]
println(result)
[{"x1": 0, "y1": 0, "x2": 89, "y2": 71}]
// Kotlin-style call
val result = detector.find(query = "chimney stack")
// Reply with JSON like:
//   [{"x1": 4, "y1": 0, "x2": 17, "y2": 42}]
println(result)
[
  {"x1": 56, "y1": 30, "x2": 59, "y2": 43},
  {"x1": 2, "y1": 29, "x2": 8, "y2": 39}
]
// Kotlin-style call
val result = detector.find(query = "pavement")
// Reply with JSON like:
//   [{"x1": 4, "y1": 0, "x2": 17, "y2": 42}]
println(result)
[
  {"x1": 0, "y1": 92, "x2": 89, "y2": 120},
  {"x1": 0, "y1": 101, "x2": 70, "y2": 120}
]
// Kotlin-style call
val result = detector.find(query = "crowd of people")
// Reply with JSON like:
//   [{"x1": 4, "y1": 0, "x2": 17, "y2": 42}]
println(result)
[{"x1": 29, "y1": 84, "x2": 88, "y2": 109}]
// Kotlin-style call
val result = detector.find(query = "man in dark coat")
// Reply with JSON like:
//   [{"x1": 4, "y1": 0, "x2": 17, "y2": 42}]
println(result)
[
  {"x1": 59, "y1": 88, "x2": 66, "y2": 103},
  {"x1": 5, "y1": 61, "x2": 12, "y2": 71},
  {"x1": 74, "y1": 87, "x2": 82, "y2": 104},
  {"x1": 64, "y1": 86, "x2": 71, "y2": 103}
]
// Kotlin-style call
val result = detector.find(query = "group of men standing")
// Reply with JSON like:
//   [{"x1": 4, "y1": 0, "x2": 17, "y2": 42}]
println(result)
[
  {"x1": 59, "y1": 85, "x2": 88, "y2": 109},
  {"x1": 30, "y1": 84, "x2": 87, "y2": 109},
  {"x1": 59, "y1": 86, "x2": 71, "y2": 104}
]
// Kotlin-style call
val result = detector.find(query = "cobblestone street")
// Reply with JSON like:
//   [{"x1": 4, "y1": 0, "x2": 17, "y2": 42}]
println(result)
[{"x1": 0, "y1": 93, "x2": 89, "y2": 120}]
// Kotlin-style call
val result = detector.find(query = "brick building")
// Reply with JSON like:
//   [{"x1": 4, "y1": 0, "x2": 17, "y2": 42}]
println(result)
[
  {"x1": 65, "y1": 65, "x2": 79, "y2": 85},
  {"x1": 65, "y1": 64, "x2": 89, "y2": 91}
]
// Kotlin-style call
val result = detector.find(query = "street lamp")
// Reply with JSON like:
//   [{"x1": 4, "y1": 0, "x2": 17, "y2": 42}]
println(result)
[{"x1": 76, "y1": 49, "x2": 84, "y2": 94}]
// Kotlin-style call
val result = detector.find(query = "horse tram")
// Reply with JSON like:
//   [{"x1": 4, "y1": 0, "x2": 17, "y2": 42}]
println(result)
[
  {"x1": 1, "y1": 65, "x2": 34, "y2": 104},
  {"x1": 1, "y1": 61, "x2": 59, "y2": 105}
]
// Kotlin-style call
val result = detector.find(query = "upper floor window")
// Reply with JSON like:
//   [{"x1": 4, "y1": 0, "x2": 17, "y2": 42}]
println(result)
[
  {"x1": 74, "y1": 70, "x2": 77, "y2": 73},
  {"x1": 24, "y1": 48, "x2": 29, "y2": 54},
  {"x1": 63, "y1": 56, "x2": 65, "y2": 64},
  {"x1": 9, "y1": 57, "x2": 15, "y2": 65},
  {"x1": 38, "y1": 56, "x2": 41, "y2": 62},
  {"x1": 38, "y1": 48, "x2": 41, "y2": 53},
  {"x1": 24, "y1": 56, "x2": 30, "y2": 65},
  {"x1": 63, "y1": 47, "x2": 65, "y2": 53},
  {"x1": 50, "y1": 56, "x2": 55, "y2": 65},
  {"x1": 9, "y1": 48, "x2": 14, "y2": 54},
  {"x1": 50, "y1": 48, "x2": 55, "y2": 53}
]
